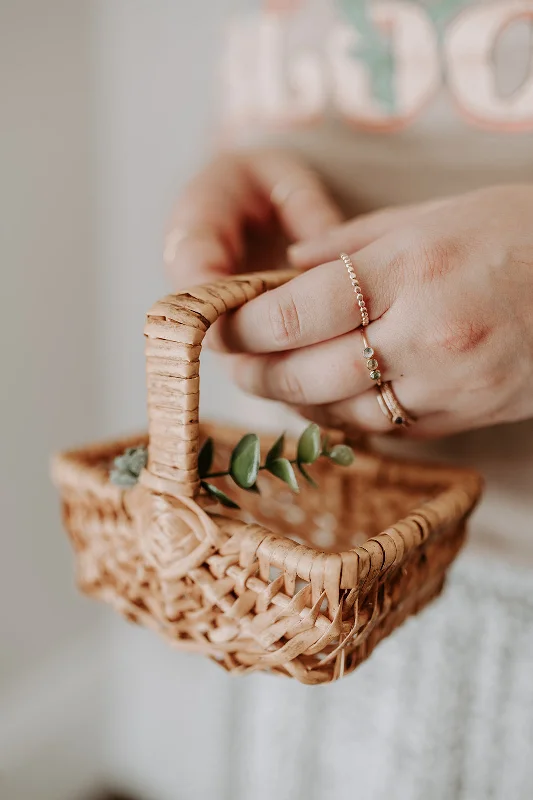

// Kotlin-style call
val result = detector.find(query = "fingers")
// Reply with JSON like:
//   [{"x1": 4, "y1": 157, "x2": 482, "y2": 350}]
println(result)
[
  {"x1": 402, "y1": 410, "x2": 491, "y2": 440},
  {"x1": 164, "y1": 150, "x2": 343, "y2": 291},
  {"x1": 288, "y1": 197, "x2": 449, "y2": 269},
  {"x1": 164, "y1": 154, "x2": 268, "y2": 289},
  {"x1": 218, "y1": 249, "x2": 397, "y2": 354},
  {"x1": 294, "y1": 379, "x2": 474, "y2": 439},
  {"x1": 229, "y1": 317, "x2": 400, "y2": 406},
  {"x1": 163, "y1": 231, "x2": 236, "y2": 286},
  {"x1": 295, "y1": 380, "x2": 419, "y2": 435},
  {"x1": 296, "y1": 390, "x2": 401, "y2": 435},
  {"x1": 248, "y1": 150, "x2": 344, "y2": 240},
  {"x1": 298, "y1": 399, "x2": 476, "y2": 440}
]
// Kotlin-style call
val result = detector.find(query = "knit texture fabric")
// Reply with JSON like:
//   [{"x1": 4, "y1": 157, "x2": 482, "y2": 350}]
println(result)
[{"x1": 229, "y1": 553, "x2": 533, "y2": 800}]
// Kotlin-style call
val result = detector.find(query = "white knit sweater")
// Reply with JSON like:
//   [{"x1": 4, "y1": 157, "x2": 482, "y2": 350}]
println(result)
[{"x1": 227, "y1": 554, "x2": 533, "y2": 800}]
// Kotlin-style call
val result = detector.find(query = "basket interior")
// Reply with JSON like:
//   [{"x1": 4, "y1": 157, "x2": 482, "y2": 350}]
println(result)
[
  {"x1": 63, "y1": 425, "x2": 459, "y2": 556},
  {"x1": 194, "y1": 424, "x2": 446, "y2": 554}
]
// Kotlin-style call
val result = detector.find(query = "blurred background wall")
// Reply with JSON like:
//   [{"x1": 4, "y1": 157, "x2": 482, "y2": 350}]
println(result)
[
  {"x1": 1, "y1": 2, "x2": 105, "y2": 798},
  {"x1": 0, "y1": 1, "x2": 242, "y2": 798}
]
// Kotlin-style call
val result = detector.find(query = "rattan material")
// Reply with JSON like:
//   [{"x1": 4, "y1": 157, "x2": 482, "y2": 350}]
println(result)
[{"x1": 52, "y1": 270, "x2": 483, "y2": 684}]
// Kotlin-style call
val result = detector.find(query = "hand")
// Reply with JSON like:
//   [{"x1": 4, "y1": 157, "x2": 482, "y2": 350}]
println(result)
[
  {"x1": 217, "y1": 185, "x2": 533, "y2": 438},
  {"x1": 164, "y1": 149, "x2": 343, "y2": 290}
]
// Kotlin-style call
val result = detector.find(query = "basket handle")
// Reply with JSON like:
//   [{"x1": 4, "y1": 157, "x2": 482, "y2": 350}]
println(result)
[{"x1": 141, "y1": 269, "x2": 298, "y2": 499}]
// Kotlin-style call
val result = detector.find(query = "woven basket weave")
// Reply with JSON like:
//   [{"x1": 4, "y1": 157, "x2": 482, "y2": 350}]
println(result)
[{"x1": 52, "y1": 270, "x2": 482, "y2": 685}]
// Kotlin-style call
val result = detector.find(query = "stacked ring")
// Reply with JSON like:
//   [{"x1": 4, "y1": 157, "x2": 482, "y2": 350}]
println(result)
[
  {"x1": 341, "y1": 252, "x2": 416, "y2": 430},
  {"x1": 340, "y1": 251, "x2": 369, "y2": 327},
  {"x1": 340, "y1": 253, "x2": 382, "y2": 385},
  {"x1": 377, "y1": 382, "x2": 415, "y2": 428}
]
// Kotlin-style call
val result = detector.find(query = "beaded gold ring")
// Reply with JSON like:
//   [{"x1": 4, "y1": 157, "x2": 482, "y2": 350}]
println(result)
[{"x1": 340, "y1": 252, "x2": 382, "y2": 385}]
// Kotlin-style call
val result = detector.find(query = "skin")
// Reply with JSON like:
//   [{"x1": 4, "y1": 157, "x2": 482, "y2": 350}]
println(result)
[
  {"x1": 164, "y1": 149, "x2": 343, "y2": 285},
  {"x1": 166, "y1": 149, "x2": 533, "y2": 439}
]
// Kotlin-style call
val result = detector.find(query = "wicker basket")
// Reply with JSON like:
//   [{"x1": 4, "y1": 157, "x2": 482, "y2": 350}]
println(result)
[{"x1": 52, "y1": 270, "x2": 482, "y2": 685}]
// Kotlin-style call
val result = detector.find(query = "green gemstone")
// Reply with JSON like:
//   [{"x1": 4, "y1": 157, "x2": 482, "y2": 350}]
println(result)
[
  {"x1": 363, "y1": 347, "x2": 374, "y2": 358},
  {"x1": 370, "y1": 370, "x2": 381, "y2": 381}
]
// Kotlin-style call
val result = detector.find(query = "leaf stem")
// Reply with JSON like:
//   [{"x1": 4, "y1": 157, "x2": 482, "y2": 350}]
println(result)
[{"x1": 204, "y1": 459, "x2": 300, "y2": 481}]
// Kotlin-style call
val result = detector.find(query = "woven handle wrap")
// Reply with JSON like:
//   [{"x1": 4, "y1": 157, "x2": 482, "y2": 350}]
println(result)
[{"x1": 141, "y1": 269, "x2": 298, "y2": 498}]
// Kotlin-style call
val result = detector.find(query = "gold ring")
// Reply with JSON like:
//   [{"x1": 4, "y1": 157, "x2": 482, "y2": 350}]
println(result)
[
  {"x1": 377, "y1": 382, "x2": 416, "y2": 428},
  {"x1": 341, "y1": 253, "x2": 382, "y2": 385},
  {"x1": 376, "y1": 389, "x2": 395, "y2": 424}
]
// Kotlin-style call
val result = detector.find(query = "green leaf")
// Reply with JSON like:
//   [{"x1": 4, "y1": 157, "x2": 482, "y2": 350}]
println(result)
[
  {"x1": 198, "y1": 437, "x2": 214, "y2": 478},
  {"x1": 113, "y1": 455, "x2": 130, "y2": 472},
  {"x1": 267, "y1": 458, "x2": 299, "y2": 493},
  {"x1": 201, "y1": 481, "x2": 240, "y2": 509},
  {"x1": 110, "y1": 470, "x2": 139, "y2": 488},
  {"x1": 297, "y1": 423, "x2": 321, "y2": 464},
  {"x1": 127, "y1": 447, "x2": 147, "y2": 476},
  {"x1": 265, "y1": 432, "x2": 285, "y2": 465},
  {"x1": 327, "y1": 444, "x2": 355, "y2": 467},
  {"x1": 297, "y1": 462, "x2": 318, "y2": 489},
  {"x1": 229, "y1": 434, "x2": 260, "y2": 489},
  {"x1": 111, "y1": 445, "x2": 147, "y2": 485}
]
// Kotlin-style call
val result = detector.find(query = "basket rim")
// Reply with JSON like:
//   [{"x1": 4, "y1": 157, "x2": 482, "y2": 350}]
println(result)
[
  {"x1": 51, "y1": 425, "x2": 483, "y2": 599},
  {"x1": 51, "y1": 424, "x2": 482, "y2": 488}
]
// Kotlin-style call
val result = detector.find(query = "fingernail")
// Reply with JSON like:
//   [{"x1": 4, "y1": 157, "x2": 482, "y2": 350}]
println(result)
[{"x1": 287, "y1": 242, "x2": 308, "y2": 264}]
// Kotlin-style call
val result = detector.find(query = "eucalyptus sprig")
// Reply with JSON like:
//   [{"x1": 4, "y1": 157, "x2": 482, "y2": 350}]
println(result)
[
  {"x1": 110, "y1": 445, "x2": 148, "y2": 487},
  {"x1": 109, "y1": 425, "x2": 355, "y2": 507},
  {"x1": 199, "y1": 423, "x2": 355, "y2": 509}
]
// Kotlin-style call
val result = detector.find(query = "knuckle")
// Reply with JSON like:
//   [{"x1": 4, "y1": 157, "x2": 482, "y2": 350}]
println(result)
[
  {"x1": 431, "y1": 315, "x2": 491, "y2": 357},
  {"x1": 415, "y1": 235, "x2": 468, "y2": 283},
  {"x1": 387, "y1": 247, "x2": 412, "y2": 278},
  {"x1": 426, "y1": 245, "x2": 449, "y2": 282},
  {"x1": 381, "y1": 229, "x2": 417, "y2": 280},
  {"x1": 379, "y1": 246, "x2": 412, "y2": 304},
  {"x1": 273, "y1": 363, "x2": 307, "y2": 404},
  {"x1": 268, "y1": 292, "x2": 302, "y2": 348}
]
